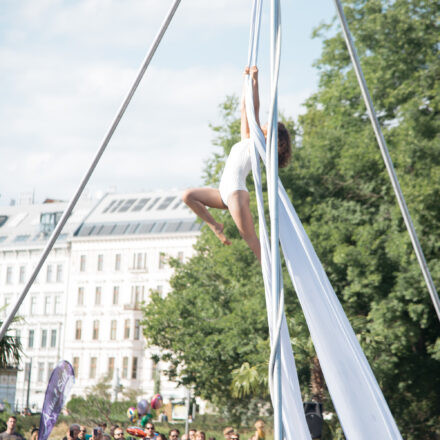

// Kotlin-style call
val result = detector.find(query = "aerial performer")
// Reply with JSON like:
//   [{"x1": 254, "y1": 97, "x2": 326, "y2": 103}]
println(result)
[{"x1": 182, "y1": 66, "x2": 291, "y2": 262}]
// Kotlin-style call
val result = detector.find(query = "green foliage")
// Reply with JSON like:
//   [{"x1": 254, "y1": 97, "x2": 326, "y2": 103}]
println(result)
[
  {"x1": 0, "y1": 318, "x2": 23, "y2": 368},
  {"x1": 143, "y1": 0, "x2": 439, "y2": 437}
]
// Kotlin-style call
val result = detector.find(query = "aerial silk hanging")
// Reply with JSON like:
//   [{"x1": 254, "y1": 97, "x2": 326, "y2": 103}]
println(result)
[{"x1": 245, "y1": 1, "x2": 403, "y2": 439}]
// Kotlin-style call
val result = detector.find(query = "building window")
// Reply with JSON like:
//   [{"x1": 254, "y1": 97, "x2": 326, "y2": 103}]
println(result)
[
  {"x1": 95, "y1": 287, "x2": 101, "y2": 306},
  {"x1": 80, "y1": 255, "x2": 86, "y2": 272},
  {"x1": 30, "y1": 297, "x2": 37, "y2": 315},
  {"x1": 47, "y1": 362, "x2": 54, "y2": 381},
  {"x1": 90, "y1": 357, "x2": 97, "y2": 379},
  {"x1": 159, "y1": 252, "x2": 166, "y2": 269},
  {"x1": 75, "y1": 320, "x2": 82, "y2": 340},
  {"x1": 151, "y1": 360, "x2": 157, "y2": 381},
  {"x1": 41, "y1": 329, "x2": 47, "y2": 348},
  {"x1": 113, "y1": 286, "x2": 119, "y2": 305},
  {"x1": 115, "y1": 254, "x2": 121, "y2": 271},
  {"x1": 56, "y1": 264, "x2": 63, "y2": 282},
  {"x1": 15, "y1": 329, "x2": 21, "y2": 345},
  {"x1": 134, "y1": 320, "x2": 141, "y2": 340},
  {"x1": 24, "y1": 362, "x2": 31, "y2": 381},
  {"x1": 28, "y1": 329, "x2": 34, "y2": 348},
  {"x1": 122, "y1": 357, "x2": 128, "y2": 379},
  {"x1": 108, "y1": 357, "x2": 115, "y2": 378},
  {"x1": 54, "y1": 296, "x2": 61, "y2": 314},
  {"x1": 157, "y1": 285, "x2": 164, "y2": 297},
  {"x1": 44, "y1": 296, "x2": 51, "y2": 315},
  {"x1": 50, "y1": 329, "x2": 57, "y2": 348},
  {"x1": 46, "y1": 265, "x2": 53, "y2": 283},
  {"x1": 97, "y1": 254, "x2": 103, "y2": 271},
  {"x1": 110, "y1": 320, "x2": 117, "y2": 340},
  {"x1": 133, "y1": 252, "x2": 147, "y2": 270},
  {"x1": 132, "y1": 285, "x2": 144, "y2": 306},
  {"x1": 92, "y1": 320, "x2": 99, "y2": 340},
  {"x1": 73, "y1": 357, "x2": 79, "y2": 377},
  {"x1": 132, "y1": 357, "x2": 138, "y2": 379},
  {"x1": 124, "y1": 319, "x2": 130, "y2": 339},
  {"x1": 38, "y1": 362, "x2": 44, "y2": 382},
  {"x1": 19, "y1": 266, "x2": 26, "y2": 283},
  {"x1": 77, "y1": 287, "x2": 84, "y2": 306},
  {"x1": 6, "y1": 266, "x2": 12, "y2": 284}
]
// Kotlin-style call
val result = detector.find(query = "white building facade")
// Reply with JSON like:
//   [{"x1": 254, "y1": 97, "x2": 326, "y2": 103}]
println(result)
[{"x1": 0, "y1": 190, "x2": 200, "y2": 410}]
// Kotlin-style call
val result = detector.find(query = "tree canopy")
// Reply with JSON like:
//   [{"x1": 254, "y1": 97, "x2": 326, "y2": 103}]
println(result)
[{"x1": 142, "y1": 0, "x2": 440, "y2": 437}]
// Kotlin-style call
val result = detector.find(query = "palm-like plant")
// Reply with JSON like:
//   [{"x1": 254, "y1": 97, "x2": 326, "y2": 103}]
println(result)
[{"x1": 0, "y1": 318, "x2": 23, "y2": 369}]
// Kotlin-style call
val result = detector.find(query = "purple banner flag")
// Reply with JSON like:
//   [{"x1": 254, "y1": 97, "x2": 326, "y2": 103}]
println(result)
[{"x1": 39, "y1": 360, "x2": 75, "y2": 440}]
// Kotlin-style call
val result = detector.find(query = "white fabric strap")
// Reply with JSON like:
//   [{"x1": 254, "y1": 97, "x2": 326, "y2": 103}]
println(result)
[{"x1": 245, "y1": 1, "x2": 402, "y2": 438}]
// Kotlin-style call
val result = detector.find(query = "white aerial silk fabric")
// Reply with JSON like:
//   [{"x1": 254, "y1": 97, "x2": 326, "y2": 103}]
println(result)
[
  {"x1": 246, "y1": 1, "x2": 402, "y2": 438},
  {"x1": 243, "y1": 69, "x2": 403, "y2": 440}
]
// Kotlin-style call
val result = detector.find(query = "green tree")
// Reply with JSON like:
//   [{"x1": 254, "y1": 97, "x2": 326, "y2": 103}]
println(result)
[
  {"x1": 295, "y1": 0, "x2": 440, "y2": 437},
  {"x1": 0, "y1": 318, "x2": 22, "y2": 369}
]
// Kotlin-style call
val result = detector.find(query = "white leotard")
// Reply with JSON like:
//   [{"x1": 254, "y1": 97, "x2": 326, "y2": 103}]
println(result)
[{"x1": 219, "y1": 138, "x2": 252, "y2": 206}]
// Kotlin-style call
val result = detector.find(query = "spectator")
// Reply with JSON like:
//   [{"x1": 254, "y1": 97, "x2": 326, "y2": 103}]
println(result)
[
  {"x1": 188, "y1": 430, "x2": 196, "y2": 440},
  {"x1": 181, "y1": 435, "x2": 189, "y2": 440},
  {"x1": 103, "y1": 435, "x2": 112, "y2": 440},
  {"x1": 0, "y1": 416, "x2": 24, "y2": 440},
  {"x1": 113, "y1": 428, "x2": 124, "y2": 440},
  {"x1": 195, "y1": 432, "x2": 205, "y2": 440},
  {"x1": 249, "y1": 420, "x2": 265, "y2": 440},
  {"x1": 62, "y1": 424, "x2": 80, "y2": 440},
  {"x1": 30, "y1": 429, "x2": 39, "y2": 440},
  {"x1": 230, "y1": 434, "x2": 239, "y2": 440},
  {"x1": 79, "y1": 427, "x2": 91, "y2": 440},
  {"x1": 156, "y1": 435, "x2": 166, "y2": 440},
  {"x1": 168, "y1": 429, "x2": 179, "y2": 440},
  {"x1": 92, "y1": 427, "x2": 103, "y2": 440},
  {"x1": 109, "y1": 426, "x2": 119, "y2": 438},
  {"x1": 100, "y1": 425, "x2": 108, "y2": 434},
  {"x1": 144, "y1": 423, "x2": 156, "y2": 440},
  {"x1": 222, "y1": 428, "x2": 233, "y2": 440}
]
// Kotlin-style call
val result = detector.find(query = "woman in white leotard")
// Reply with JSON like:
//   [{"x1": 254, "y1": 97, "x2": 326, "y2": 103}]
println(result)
[{"x1": 182, "y1": 66, "x2": 291, "y2": 262}]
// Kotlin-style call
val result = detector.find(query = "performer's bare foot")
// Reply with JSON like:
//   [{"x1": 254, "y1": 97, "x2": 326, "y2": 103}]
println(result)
[{"x1": 212, "y1": 223, "x2": 231, "y2": 245}]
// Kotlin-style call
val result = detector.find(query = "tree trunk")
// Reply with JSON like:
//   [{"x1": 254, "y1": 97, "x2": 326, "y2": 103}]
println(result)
[{"x1": 310, "y1": 356, "x2": 325, "y2": 402}]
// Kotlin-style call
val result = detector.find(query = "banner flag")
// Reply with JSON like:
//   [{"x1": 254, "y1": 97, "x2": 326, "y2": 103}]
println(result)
[{"x1": 39, "y1": 360, "x2": 75, "y2": 440}]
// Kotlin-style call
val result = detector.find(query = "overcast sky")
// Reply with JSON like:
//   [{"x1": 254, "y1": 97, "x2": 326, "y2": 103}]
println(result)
[{"x1": 0, "y1": 0, "x2": 335, "y2": 206}]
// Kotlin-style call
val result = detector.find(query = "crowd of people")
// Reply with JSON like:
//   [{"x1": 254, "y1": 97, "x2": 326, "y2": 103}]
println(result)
[{"x1": 0, "y1": 416, "x2": 265, "y2": 440}]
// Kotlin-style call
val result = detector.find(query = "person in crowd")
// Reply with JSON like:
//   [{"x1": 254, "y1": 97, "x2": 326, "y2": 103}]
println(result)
[
  {"x1": 91, "y1": 427, "x2": 103, "y2": 440},
  {"x1": 156, "y1": 435, "x2": 166, "y2": 440},
  {"x1": 30, "y1": 429, "x2": 39, "y2": 440},
  {"x1": 230, "y1": 434, "x2": 239, "y2": 440},
  {"x1": 100, "y1": 424, "x2": 108, "y2": 434},
  {"x1": 144, "y1": 423, "x2": 157, "y2": 440},
  {"x1": 0, "y1": 416, "x2": 24, "y2": 440},
  {"x1": 181, "y1": 434, "x2": 189, "y2": 440},
  {"x1": 79, "y1": 427, "x2": 91, "y2": 440},
  {"x1": 102, "y1": 434, "x2": 112, "y2": 440},
  {"x1": 109, "y1": 426, "x2": 119, "y2": 438},
  {"x1": 62, "y1": 424, "x2": 80, "y2": 440},
  {"x1": 113, "y1": 428, "x2": 124, "y2": 440},
  {"x1": 188, "y1": 430, "x2": 196, "y2": 440},
  {"x1": 195, "y1": 432, "x2": 205, "y2": 440},
  {"x1": 249, "y1": 420, "x2": 265, "y2": 440},
  {"x1": 222, "y1": 428, "x2": 234, "y2": 440},
  {"x1": 168, "y1": 429, "x2": 180, "y2": 440}
]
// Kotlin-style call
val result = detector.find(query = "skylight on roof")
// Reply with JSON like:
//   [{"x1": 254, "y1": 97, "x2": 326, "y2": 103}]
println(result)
[
  {"x1": 131, "y1": 198, "x2": 150, "y2": 212},
  {"x1": 0, "y1": 216, "x2": 8, "y2": 227},
  {"x1": 102, "y1": 200, "x2": 116, "y2": 213},
  {"x1": 146, "y1": 197, "x2": 160, "y2": 211},
  {"x1": 158, "y1": 196, "x2": 176, "y2": 210},
  {"x1": 14, "y1": 234, "x2": 30, "y2": 242},
  {"x1": 110, "y1": 200, "x2": 125, "y2": 213},
  {"x1": 118, "y1": 199, "x2": 136, "y2": 213}
]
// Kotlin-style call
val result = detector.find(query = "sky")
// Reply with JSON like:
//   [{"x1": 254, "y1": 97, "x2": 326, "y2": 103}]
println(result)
[{"x1": 0, "y1": 0, "x2": 336, "y2": 206}]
